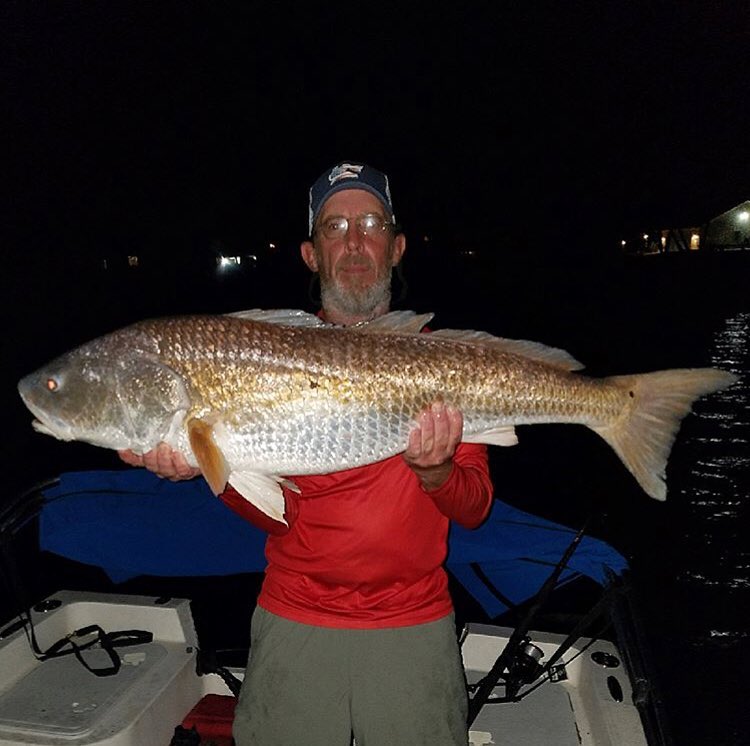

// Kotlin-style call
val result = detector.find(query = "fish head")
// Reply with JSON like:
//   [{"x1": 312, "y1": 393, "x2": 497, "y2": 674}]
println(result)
[{"x1": 18, "y1": 338, "x2": 191, "y2": 451}]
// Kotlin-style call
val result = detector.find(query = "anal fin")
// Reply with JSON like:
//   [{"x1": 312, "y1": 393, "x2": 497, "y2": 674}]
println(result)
[
  {"x1": 229, "y1": 471, "x2": 297, "y2": 525},
  {"x1": 463, "y1": 426, "x2": 518, "y2": 447}
]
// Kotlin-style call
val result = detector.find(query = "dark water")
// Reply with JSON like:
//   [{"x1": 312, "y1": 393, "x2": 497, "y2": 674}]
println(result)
[{"x1": 2, "y1": 248, "x2": 749, "y2": 744}]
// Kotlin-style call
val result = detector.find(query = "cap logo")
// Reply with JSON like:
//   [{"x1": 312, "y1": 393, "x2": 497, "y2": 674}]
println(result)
[{"x1": 328, "y1": 163, "x2": 363, "y2": 185}]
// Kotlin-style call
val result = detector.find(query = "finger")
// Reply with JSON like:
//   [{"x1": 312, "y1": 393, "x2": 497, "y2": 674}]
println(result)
[
  {"x1": 117, "y1": 450, "x2": 143, "y2": 466},
  {"x1": 173, "y1": 452, "x2": 197, "y2": 479},
  {"x1": 420, "y1": 407, "x2": 436, "y2": 453},
  {"x1": 141, "y1": 448, "x2": 161, "y2": 473},
  {"x1": 446, "y1": 405, "x2": 464, "y2": 448},
  {"x1": 175, "y1": 467, "x2": 202, "y2": 481},
  {"x1": 431, "y1": 401, "x2": 451, "y2": 453},
  {"x1": 404, "y1": 422, "x2": 423, "y2": 460},
  {"x1": 141, "y1": 444, "x2": 174, "y2": 477},
  {"x1": 156, "y1": 443, "x2": 179, "y2": 476}
]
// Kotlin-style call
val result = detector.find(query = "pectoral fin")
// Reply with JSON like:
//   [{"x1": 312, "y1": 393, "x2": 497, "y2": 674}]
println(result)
[
  {"x1": 188, "y1": 418, "x2": 230, "y2": 496},
  {"x1": 228, "y1": 471, "x2": 299, "y2": 525},
  {"x1": 116, "y1": 355, "x2": 191, "y2": 445},
  {"x1": 463, "y1": 426, "x2": 519, "y2": 447}
]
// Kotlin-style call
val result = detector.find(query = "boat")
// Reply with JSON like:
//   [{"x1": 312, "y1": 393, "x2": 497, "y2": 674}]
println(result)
[{"x1": 0, "y1": 472, "x2": 672, "y2": 745}]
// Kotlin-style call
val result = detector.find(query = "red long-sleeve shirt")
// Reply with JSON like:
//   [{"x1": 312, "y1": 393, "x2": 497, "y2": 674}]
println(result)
[{"x1": 220, "y1": 443, "x2": 493, "y2": 628}]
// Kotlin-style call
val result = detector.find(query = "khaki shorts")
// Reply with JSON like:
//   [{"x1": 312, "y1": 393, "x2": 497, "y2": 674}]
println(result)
[{"x1": 232, "y1": 606, "x2": 469, "y2": 746}]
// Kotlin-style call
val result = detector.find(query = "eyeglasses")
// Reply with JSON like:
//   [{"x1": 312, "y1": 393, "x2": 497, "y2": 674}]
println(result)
[{"x1": 315, "y1": 213, "x2": 394, "y2": 240}]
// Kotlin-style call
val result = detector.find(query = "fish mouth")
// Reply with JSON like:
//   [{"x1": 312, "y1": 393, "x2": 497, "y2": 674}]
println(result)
[
  {"x1": 28, "y1": 414, "x2": 75, "y2": 442},
  {"x1": 30, "y1": 418, "x2": 72, "y2": 440},
  {"x1": 18, "y1": 383, "x2": 76, "y2": 442}
]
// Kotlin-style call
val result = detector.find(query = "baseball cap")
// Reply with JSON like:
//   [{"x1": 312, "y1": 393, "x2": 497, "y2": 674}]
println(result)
[{"x1": 308, "y1": 161, "x2": 395, "y2": 235}]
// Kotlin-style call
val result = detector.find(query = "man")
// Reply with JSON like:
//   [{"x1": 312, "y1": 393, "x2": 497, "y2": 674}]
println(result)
[{"x1": 121, "y1": 162, "x2": 493, "y2": 745}]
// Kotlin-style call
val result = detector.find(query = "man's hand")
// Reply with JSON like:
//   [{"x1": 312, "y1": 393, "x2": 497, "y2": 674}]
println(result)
[
  {"x1": 402, "y1": 402, "x2": 463, "y2": 491},
  {"x1": 118, "y1": 443, "x2": 201, "y2": 481}
]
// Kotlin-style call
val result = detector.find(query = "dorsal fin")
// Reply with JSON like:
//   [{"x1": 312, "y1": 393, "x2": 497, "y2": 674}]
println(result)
[
  {"x1": 352, "y1": 310, "x2": 434, "y2": 335},
  {"x1": 227, "y1": 308, "x2": 327, "y2": 328},
  {"x1": 353, "y1": 311, "x2": 580, "y2": 370},
  {"x1": 429, "y1": 329, "x2": 584, "y2": 371}
]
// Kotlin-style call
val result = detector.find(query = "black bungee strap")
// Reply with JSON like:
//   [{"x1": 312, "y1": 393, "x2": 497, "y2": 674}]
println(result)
[{"x1": 37, "y1": 623, "x2": 153, "y2": 677}]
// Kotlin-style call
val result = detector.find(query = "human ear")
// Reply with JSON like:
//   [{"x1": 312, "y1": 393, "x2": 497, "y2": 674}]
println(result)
[
  {"x1": 300, "y1": 241, "x2": 319, "y2": 272},
  {"x1": 391, "y1": 233, "x2": 406, "y2": 266}
]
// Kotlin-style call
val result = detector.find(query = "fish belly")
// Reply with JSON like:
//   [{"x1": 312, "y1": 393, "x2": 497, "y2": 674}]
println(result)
[{"x1": 208, "y1": 402, "x2": 412, "y2": 475}]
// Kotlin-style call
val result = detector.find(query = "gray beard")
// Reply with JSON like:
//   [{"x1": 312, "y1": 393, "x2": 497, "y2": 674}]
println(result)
[{"x1": 319, "y1": 272, "x2": 392, "y2": 320}]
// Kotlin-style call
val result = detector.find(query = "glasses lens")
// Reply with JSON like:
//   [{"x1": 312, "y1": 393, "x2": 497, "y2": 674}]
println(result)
[
  {"x1": 320, "y1": 217, "x2": 347, "y2": 239},
  {"x1": 318, "y1": 214, "x2": 390, "y2": 239},
  {"x1": 359, "y1": 214, "x2": 385, "y2": 234}
]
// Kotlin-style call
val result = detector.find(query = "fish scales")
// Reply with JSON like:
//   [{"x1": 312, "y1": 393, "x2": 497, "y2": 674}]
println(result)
[
  {"x1": 110, "y1": 318, "x2": 674, "y2": 469},
  {"x1": 18, "y1": 310, "x2": 737, "y2": 520}
]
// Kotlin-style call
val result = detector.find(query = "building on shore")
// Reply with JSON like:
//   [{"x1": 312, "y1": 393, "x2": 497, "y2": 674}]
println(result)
[{"x1": 622, "y1": 200, "x2": 749, "y2": 255}]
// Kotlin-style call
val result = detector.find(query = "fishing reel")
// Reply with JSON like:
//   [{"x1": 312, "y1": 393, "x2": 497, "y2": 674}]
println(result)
[{"x1": 503, "y1": 637, "x2": 545, "y2": 696}]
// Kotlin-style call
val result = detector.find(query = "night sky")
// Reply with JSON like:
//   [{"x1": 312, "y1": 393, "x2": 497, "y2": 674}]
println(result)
[{"x1": 4, "y1": 2, "x2": 748, "y2": 265}]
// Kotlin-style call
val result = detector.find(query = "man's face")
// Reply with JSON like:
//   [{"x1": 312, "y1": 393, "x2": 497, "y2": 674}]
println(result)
[{"x1": 301, "y1": 189, "x2": 406, "y2": 322}]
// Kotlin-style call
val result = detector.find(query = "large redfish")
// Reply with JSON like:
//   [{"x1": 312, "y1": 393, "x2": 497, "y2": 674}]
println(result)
[{"x1": 17, "y1": 309, "x2": 736, "y2": 522}]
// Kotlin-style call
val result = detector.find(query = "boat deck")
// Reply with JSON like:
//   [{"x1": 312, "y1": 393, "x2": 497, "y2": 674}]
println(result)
[
  {"x1": 463, "y1": 623, "x2": 648, "y2": 745},
  {"x1": 0, "y1": 592, "x2": 649, "y2": 745},
  {"x1": 0, "y1": 592, "x2": 233, "y2": 745}
]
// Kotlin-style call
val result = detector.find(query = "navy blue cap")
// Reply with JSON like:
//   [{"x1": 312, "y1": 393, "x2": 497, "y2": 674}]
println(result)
[{"x1": 308, "y1": 162, "x2": 395, "y2": 235}]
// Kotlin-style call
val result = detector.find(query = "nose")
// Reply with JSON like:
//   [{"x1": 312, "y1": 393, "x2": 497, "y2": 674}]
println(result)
[{"x1": 344, "y1": 222, "x2": 364, "y2": 253}]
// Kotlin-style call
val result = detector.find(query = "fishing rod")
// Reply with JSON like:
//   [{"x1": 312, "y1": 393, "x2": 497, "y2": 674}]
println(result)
[{"x1": 466, "y1": 518, "x2": 591, "y2": 726}]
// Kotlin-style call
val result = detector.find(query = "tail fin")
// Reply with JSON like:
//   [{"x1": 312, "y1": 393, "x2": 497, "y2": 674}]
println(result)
[{"x1": 592, "y1": 368, "x2": 737, "y2": 500}]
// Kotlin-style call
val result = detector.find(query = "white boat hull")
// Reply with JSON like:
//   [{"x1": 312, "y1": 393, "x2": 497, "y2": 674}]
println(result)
[
  {"x1": 463, "y1": 623, "x2": 648, "y2": 746},
  {"x1": 0, "y1": 591, "x2": 649, "y2": 746},
  {"x1": 0, "y1": 591, "x2": 236, "y2": 746}
]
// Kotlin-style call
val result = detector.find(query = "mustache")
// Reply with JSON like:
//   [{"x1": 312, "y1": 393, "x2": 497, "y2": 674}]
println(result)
[{"x1": 336, "y1": 257, "x2": 373, "y2": 270}]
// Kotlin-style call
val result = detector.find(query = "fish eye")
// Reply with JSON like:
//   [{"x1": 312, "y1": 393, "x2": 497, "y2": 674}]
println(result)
[{"x1": 46, "y1": 377, "x2": 59, "y2": 392}]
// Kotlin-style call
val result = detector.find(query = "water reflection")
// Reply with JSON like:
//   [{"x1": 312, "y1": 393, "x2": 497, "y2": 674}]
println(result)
[{"x1": 677, "y1": 312, "x2": 749, "y2": 641}]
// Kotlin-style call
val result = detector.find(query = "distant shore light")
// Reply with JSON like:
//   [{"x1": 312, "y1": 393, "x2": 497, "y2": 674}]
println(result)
[{"x1": 218, "y1": 256, "x2": 242, "y2": 269}]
